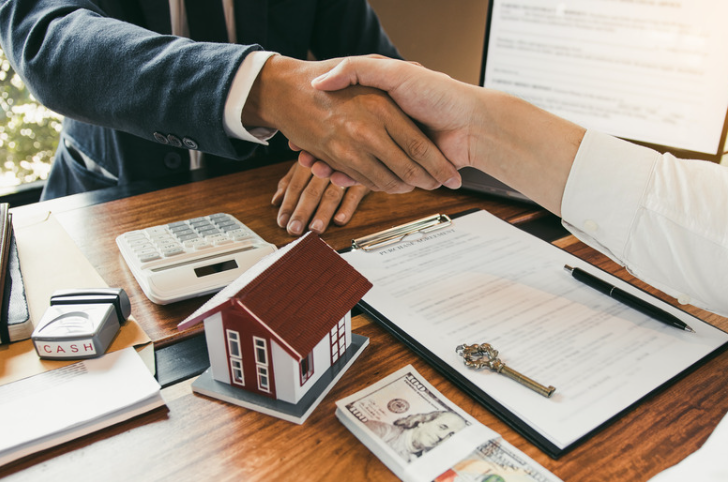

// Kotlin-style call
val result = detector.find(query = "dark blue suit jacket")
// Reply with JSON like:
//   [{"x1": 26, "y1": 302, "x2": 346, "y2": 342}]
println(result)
[{"x1": 0, "y1": 0, "x2": 399, "y2": 199}]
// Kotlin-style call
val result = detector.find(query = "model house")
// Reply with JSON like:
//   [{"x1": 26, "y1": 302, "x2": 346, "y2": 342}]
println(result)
[{"x1": 177, "y1": 232, "x2": 372, "y2": 423}]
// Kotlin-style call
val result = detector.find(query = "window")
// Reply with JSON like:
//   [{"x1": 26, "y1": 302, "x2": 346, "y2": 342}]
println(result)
[
  {"x1": 253, "y1": 336, "x2": 271, "y2": 393},
  {"x1": 257, "y1": 366, "x2": 270, "y2": 392},
  {"x1": 254, "y1": 337, "x2": 267, "y2": 365},
  {"x1": 330, "y1": 318, "x2": 347, "y2": 363},
  {"x1": 226, "y1": 329, "x2": 244, "y2": 386},
  {"x1": 230, "y1": 359, "x2": 244, "y2": 386},
  {"x1": 300, "y1": 352, "x2": 314, "y2": 385},
  {"x1": 227, "y1": 330, "x2": 241, "y2": 358}
]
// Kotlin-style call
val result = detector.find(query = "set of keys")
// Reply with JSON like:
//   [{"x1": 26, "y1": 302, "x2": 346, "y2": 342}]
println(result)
[{"x1": 456, "y1": 343, "x2": 556, "y2": 398}]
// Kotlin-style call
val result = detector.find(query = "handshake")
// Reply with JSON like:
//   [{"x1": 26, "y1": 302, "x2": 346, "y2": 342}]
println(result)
[{"x1": 254, "y1": 55, "x2": 584, "y2": 218}]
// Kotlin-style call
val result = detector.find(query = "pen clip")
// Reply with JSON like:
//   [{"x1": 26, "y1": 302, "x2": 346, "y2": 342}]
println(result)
[{"x1": 351, "y1": 214, "x2": 453, "y2": 251}]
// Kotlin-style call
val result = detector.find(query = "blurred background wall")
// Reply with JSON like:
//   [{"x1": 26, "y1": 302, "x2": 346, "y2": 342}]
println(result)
[{"x1": 367, "y1": 0, "x2": 489, "y2": 85}]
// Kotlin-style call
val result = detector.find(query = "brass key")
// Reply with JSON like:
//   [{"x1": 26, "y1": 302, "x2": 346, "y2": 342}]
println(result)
[{"x1": 456, "y1": 343, "x2": 556, "y2": 398}]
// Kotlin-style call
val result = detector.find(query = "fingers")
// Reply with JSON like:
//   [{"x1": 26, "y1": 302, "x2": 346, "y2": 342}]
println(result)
[
  {"x1": 297, "y1": 150, "x2": 318, "y2": 170},
  {"x1": 271, "y1": 162, "x2": 296, "y2": 207},
  {"x1": 273, "y1": 163, "x2": 365, "y2": 236},
  {"x1": 333, "y1": 185, "x2": 369, "y2": 226},
  {"x1": 382, "y1": 112, "x2": 461, "y2": 190},
  {"x1": 306, "y1": 184, "x2": 369, "y2": 233},
  {"x1": 330, "y1": 171, "x2": 358, "y2": 188}
]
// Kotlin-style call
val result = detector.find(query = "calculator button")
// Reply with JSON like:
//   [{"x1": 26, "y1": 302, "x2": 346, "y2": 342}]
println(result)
[
  {"x1": 146, "y1": 226, "x2": 168, "y2": 236},
  {"x1": 232, "y1": 234, "x2": 254, "y2": 242},
  {"x1": 161, "y1": 246, "x2": 184, "y2": 257},
  {"x1": 137, "y1": 252, "x2": 162, "y2": 263},
  {"x1": 133, "y1": 243, "x2": 157, "y2": 254},
  {"x1": 219, "y1": 224, "x2": 242, "y2": 233},
  {"x1": 185, "y1": 239, "x2": 212, "y2": 250},
  {"x1": 176, "y1": 232, "x2": 200, "y2": 242},
  {"x1": 125, "y1": 231, "x2": 147, "y2": 240},
  {"x1": 169, "y1": 225, "x2": 193, "y2": 234},
  {"x1": 128, "y1": 238, "x2": 152, "y2": 247}
]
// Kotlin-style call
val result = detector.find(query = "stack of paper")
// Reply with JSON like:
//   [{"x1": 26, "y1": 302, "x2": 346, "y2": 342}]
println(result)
[
  {"x1": 0, "y1": 347, "x2": 164, "y2": 466},
  {"x1": 336, "y1": 365, "x2": 560, "y2": 482}
]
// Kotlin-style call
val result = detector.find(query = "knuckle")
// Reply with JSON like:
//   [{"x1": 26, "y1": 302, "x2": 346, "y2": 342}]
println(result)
[
  {"x1": 381, "y1": 177, "x2": 409, "y2": 194},
  {"x1": 406, "y1": 137, "x2": 432, "y2": 161},
  {"x1": 323, "y1": 185, "x2": 344, "y2": 202},
  {"x1": 401, "y1": 167, "x2": 438, "y2": 190},
  {"x1": 301, "y1": 184, "x2": 326, "y2": 201}
]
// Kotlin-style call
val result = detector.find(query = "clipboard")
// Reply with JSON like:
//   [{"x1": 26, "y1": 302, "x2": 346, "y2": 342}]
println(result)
[{"x1": 339, "y1": 209, "x2": 728, "y2": 458}]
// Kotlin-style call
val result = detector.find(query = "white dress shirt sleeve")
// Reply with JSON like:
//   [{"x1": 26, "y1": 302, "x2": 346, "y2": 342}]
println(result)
[
  {"x1": 561, "y1": 130, "x2": 728, "y2": 317},
  {"x1": 223, "y1": 50, "x2": 279, "y2": 144}
]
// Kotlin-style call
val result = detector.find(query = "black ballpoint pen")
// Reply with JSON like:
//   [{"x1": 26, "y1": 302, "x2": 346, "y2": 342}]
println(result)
[{"x1": 564, "y1": 265, "x2": 695, "y2": 333}]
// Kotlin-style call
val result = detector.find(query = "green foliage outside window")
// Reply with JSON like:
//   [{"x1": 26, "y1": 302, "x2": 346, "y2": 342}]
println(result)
[{"x1": 0, "y1": 47, "x2": 62, "y2": 190}]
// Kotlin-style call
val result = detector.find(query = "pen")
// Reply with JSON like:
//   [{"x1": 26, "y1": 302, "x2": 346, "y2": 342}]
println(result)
[{"x1": 564, "y1": 265, "x2": 695, "y2": 333}]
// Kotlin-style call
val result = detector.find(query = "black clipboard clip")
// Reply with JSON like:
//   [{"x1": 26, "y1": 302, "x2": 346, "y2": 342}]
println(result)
[{"x1": 351, "y1": 214, "x2": 453, "y2": 251}]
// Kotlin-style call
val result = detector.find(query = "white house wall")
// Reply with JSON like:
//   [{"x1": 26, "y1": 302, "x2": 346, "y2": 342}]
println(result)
[
  {"x1": 345, "y1": 312, "x2": 352, "y2": 346},
  {"x1": 271, "y1": 341, "x2": 296, "y2": 403},
  {"x1": 204, "y1": 313, "x2": 230, "y2": 385},
  {"x1": 271, "y1": 334, "x2": 333, "y2": 405}
]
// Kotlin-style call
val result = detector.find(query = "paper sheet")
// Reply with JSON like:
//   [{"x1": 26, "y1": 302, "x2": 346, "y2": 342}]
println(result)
[
  {"x1": 341, "y1": 210, "x2": 728, "y2": 449},
  {"x1": 0, "y1": 347, "x2": 164, "y2": 466}
]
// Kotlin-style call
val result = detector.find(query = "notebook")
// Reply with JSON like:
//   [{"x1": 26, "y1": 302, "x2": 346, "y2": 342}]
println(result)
[{"x1": 462, "y1": 0, "x2": 728, "y2": 202}]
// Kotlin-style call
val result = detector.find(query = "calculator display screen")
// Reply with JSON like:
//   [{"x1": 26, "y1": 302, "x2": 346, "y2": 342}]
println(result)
[{"x1": 194, "y1": 260, "x2": 239, "y2": 278}]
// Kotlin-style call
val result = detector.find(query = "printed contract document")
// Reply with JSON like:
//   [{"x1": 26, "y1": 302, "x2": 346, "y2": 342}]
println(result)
[{"x1": 341, "y1": 210, "x2": 728, "y2": 456}]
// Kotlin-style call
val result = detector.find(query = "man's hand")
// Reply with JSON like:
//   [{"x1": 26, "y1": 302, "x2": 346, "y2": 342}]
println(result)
[
  {"x1": 272, "y1": 162, "x2": 369, "y2": 236},
  {"x1": 242, "y1": 56, "x2": 461, "y2": 193}
]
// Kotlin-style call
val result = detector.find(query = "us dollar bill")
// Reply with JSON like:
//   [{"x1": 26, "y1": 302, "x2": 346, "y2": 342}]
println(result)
[
  {"x1": 336, "y1": 365, "x2": 561, "y2": 482},
  {"x1": 434, "y1": 439, "x2": 561, "y2": 482}
]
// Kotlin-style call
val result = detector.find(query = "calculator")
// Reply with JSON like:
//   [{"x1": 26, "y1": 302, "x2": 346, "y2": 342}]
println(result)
[{"x1": 116, "y1": 213, "x2": 276, "y2": 305}]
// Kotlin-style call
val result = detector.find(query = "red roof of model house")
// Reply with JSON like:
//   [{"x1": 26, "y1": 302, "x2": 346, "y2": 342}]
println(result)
[{"x1": 177, "y1": 233, "x2": 372, "y2": 360}]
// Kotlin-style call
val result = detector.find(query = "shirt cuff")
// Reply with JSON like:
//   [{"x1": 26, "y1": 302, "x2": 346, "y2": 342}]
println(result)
[
  {"x1": 560, "y1": 130, "x2": 658, "y2": 261},
  {"x1": 223, "y1": 50, "x2": 279, "y2": 144}
]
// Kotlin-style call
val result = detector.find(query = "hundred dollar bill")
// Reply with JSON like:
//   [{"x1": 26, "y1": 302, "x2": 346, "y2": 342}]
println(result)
[
  {"x1": 336, "y1": 365, "x2": 561, "y2": 482},
  {"x1": 435, "y1": 438, "x2": 560, "y2": 482}
]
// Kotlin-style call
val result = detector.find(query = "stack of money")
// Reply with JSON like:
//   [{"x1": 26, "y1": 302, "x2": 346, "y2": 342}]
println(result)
[{"x1": 335, "y1": 365, "x2": 561, "y2": 482}]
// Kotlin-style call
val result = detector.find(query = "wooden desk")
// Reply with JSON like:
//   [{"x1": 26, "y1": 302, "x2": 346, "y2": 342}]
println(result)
[{"x1": 3, "y1": 161, "x2": 727, "y2": 481}]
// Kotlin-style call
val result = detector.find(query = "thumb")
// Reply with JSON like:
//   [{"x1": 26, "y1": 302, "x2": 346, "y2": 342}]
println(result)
[
  {"x1": 311, "y1": 59, "x2": 360, "y2": 91},
  {"x1": 312, "y1": 56, "x2": 404, "y2": 93}
]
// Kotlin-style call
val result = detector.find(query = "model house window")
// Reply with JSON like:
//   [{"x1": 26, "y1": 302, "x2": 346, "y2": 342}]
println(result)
[
  {"x1": 226, "y1": 329, "x2": 244, "y2": 386},
  {"x1": 230, "y1": 358, "x2": 244, "y2": 386},
  {"x1": 227, "y1": 330, "x2": 241, "y2": 357},
  {"x1": 254, "y1": 337, "x2": 268, "y2": 365},
  {"x1": 330, "y1": 318, "x2": 346, "y2": 363},
  {"x1": 300, "y1": 352, "x2": 314, "y2": 385},
  {"x1": 257, "y1": 366, "x2": 270, "y2": 392},
  {"x1": 253, "y1": 336, "x2": 271, "y2": 393}
]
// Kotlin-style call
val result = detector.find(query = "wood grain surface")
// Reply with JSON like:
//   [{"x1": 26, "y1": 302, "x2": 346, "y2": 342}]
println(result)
[{"x1": 4, "y1": 160, "x2": 726, "y2": 481}]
